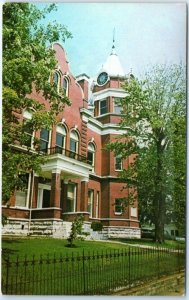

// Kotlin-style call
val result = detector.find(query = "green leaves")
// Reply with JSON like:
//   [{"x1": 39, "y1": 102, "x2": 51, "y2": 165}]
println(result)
[
  {"x1": 108, "y1": 64, "x2": 186, "y2": 242},
  {"x1": 3, "y1": 3, "x2": 72, "y2": 201}
]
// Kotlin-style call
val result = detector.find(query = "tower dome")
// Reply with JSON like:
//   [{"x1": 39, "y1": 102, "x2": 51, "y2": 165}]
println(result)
[{"x1": 99, "y1": 37, "x2": 125, "y2": 77}]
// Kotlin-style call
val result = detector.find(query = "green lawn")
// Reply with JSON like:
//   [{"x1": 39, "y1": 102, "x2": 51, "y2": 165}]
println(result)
[
  {"x1": 2, "y1": 236, "x2": 131, "y2": 259},
  {"x1": 2, "y1": 236, "x2": 185, "y2": 259}
]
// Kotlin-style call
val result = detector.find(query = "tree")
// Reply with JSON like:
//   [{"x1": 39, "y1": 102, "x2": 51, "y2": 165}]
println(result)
[
  {"x1": 107, "y1": 64, "x2": 186, "y2": 243},
  {"x1": 67, "y1": 215, "x2": 85, "y2": 247},
  {"x1": 3, "y1": 3, "x2": 72, "y2": 202}
]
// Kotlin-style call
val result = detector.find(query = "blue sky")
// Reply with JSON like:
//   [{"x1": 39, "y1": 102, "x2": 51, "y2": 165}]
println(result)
[{"x1": 37, "y1": 3, "x2": 186, "y2": 78}]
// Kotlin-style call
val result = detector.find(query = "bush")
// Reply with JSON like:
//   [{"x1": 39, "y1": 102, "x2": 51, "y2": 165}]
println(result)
[
  {"x1": 91, "y1": 221, "x2": 103, "y2": 231},
  {"x1": 67, "y1": 215, "x2": 85, "y2": 247}
]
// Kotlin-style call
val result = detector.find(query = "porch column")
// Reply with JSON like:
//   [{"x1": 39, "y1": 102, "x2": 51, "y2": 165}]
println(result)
[
  {"x1": 61, "y1": 180, "x2": 68, "y2": 212},
  {"x1": 80, "y1": 179, "x2": 88, "y2": 212},
  {"x1": 32, "y1": 175, "x2": 39, "y2": 208},
  {"x1": 50, "y1": 169, "x2": 61, "y2": 208}
]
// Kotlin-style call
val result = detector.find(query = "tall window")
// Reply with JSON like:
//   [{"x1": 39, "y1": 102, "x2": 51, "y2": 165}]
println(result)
[
  {"x1": 56, "y1": 125, "x2": 66, "y2": 154},
  {"x1": 67, "y1": 183, "x2": 76, "y2": 212},
  {"x1": 87, "y1": 143, "x2": 95, "y2": 167},
  {"x1": 96, "y1": 191, "x2": 99, "y2": 218},
  {"x1": 115, "y1": 198, "x2": 123, "y2": 215},
  {"x1": 22, "y1": 110, "x2": 33, "y2": 148},
  {"x1": 40, "y1": 128, "x2": 50, "y2": 153},
  {"x1": 54, "y1": 71, "x2": 60, "y2": 88},
  {"x1": 23, "y1": 121, "x2": 33, "y2": 148},
  {"x1": 63, "y1": 77, "x2": 69, "y2": 95},
  {"x1": 100, "y1": 99, "x2": 108, "y2": 115},
  {"x1": 115, "y1": 155, "x2": 123, "y2": 171},
  {"x1": 15, "y1": 173, "x2": 30, "y2": 208},
  {"x1": 114, "y1": 98, "x2": 122, "y2": 114},
  {"x1": 88, "y1": 190, "x2": 94, "y2": 217},
  {"x1": 70, "y1": 130, "x2": 79, "y2": 158},
  {"x1": 37, "y1": 183, "x2": 51, "y2": 208}
]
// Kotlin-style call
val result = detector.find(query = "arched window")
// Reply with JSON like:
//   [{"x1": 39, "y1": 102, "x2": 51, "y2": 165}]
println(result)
[
  {"x1": 54, "y1": 72, "x2": 59, "y2": 85},
  {"x1": 70, "y1": 130, "x2": 79, "y2": 158},
  {"x1": 53, "y1": 71, "x2": 60, "y2": 91},
  {"x1": 63, "y1": 76, "x2": 69, "y2": 96},
  {"x1": 22, "y1": 111, "x2": 33, "y2": 148},
  {"x1": 87, "y1": 142, "x2": 96, "y2": 167},
  {"x1": 56, "y1": 125, "x2": 66, "y2": 154}
]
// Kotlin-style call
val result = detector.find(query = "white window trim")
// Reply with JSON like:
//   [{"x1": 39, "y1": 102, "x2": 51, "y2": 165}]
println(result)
[
  {"x1": 15, "y1": 173, "x2": 31, "y2": 208},
  {"x1": 22, "y1": 111, "x2": 34, "y2": 150},
  {"x1": 37, "y1": 183, "x2": 51, "y2": 208},
  {"x1": 54, "y1": 71, "x2": 61, "y2": 93},
  {"x1": 114, "y1": 199, "x2": 123, "y2": 215},
  {"x1": 88, "y1": 190, "x2": 94, "y2": 217},
  {"x1": 113, "y1": 97, "x2": 122, "y2": 114},
  {"x1": 115, "y1": 156, "x2": 123, "y2": 171},
  {"x1": 70, "y1": 130, "x2": 79, "y2": 154},
  {"x1": 63, "y1": 76, "x2": 69, "y2": 96},
  {"x1": 96, "y1": 191, "x2": 99, "y2": 218},
  {"x1": 99, "y1": 98, "x2": 108, "y2": 116},
  {"x1": 56, "y1": 126, "x2": 66, "y2": 150},
  {"x1": 87, "y1": 143, "x2": 95, "y2": 169},
  {"x1": 67, "y1": 183, "x2": 77, "y2": 212},
  {"x1": 39, "y1": 129, "x2": 51, "y2": 153}
]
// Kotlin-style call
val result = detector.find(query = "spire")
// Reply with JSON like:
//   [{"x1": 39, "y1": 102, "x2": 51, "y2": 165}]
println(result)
[
  {"x1": 111, "y1": 28, "x2": 116, "y2": 55},
  {"x1": 98, "y1": 29, "x2": 125, "y2": 77}
]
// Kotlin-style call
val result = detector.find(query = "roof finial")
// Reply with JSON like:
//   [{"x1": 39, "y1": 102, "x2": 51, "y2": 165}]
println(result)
[
  {"x1": 111, "y1": 28, "x2": 117, "y2": 55},
  {"x1": 112, "y1": 27, "x2": 115, "y2": 49}
]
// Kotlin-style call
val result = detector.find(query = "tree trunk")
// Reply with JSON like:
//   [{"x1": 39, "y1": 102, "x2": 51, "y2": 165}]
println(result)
[{"x1": 153, "y1": 138, "x2": 166, "y2": 243}]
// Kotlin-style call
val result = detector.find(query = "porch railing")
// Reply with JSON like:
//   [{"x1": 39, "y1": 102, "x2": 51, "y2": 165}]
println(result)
[{"x1": 41, "y1": 147, "x2": 90, "y2": 164}]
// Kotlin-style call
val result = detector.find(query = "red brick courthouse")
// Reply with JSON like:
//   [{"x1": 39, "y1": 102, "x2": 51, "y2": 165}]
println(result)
[{"x1": 2, "y1": 42, "x2": 140, "y2": 239}]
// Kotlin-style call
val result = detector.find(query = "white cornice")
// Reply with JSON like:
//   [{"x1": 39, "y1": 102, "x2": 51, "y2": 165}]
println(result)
[
  {"x1": 80, "y1": 108, "x2": 128, "y2": 136},
  {"x1": 41, "y1": 154, "x2": 91, "y2": 181},
  {"x1": 93, "y1": 88, "x2": 127, "y2": 102},
  {"x1": 87, "y1": 123, "x2": 127, "y2": 135}
]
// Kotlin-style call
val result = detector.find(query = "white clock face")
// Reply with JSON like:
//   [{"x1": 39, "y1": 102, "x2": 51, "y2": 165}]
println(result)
[{"x1": 97, "y1": 72, "x2": 108, "y2": 86}]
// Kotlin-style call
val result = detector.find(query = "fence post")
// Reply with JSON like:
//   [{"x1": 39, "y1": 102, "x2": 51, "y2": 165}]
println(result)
[
  {"x1": 177, "y1": 245, "x2": 180, "y2": 273},
  {"x1": 5, "y1": 254, "x2": 10, "y2": 295},
  {"x1": 157, "y1": 246, "x2": 160, "y2": 279},
  {"x1": 128, "y1": 247, "x2": 131, "y2": 289},
  {"x1": 82, "y1": 249, "x2": 86, "y2": 294}
]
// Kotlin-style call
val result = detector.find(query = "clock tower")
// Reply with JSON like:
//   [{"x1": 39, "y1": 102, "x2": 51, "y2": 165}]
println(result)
[
  {"x1": 88, "y1": 39, "x2": 140, "y2": 236},
  {"x1": 92, "y1": 40, "x2": 128, "y2": 123}
]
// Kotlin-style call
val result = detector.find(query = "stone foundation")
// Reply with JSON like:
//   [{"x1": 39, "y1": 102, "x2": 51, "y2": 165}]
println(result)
[
  {"x1": 2, "y1": 219, "x2": 29, "y2": 236},
  {"x1": 105, "y1": 226, "x2": 141, "y2": 239},
  {"x1": 2, "y1": 219, "x2": 141, "y2": 240}
]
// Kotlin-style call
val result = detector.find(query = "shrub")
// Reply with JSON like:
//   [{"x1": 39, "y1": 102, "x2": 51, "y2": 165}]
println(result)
[
  {"x1": 67, "y1": 215, "x2": 86, "y2": 247},
  {"x1": 91, "y1": 221, "x2": 103, "y2": 231}
]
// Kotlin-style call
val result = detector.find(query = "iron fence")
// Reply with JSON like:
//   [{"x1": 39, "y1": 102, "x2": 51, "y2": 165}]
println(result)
[{"x1": 2, "y1": 246, "x2": 185, "y2": 295}]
